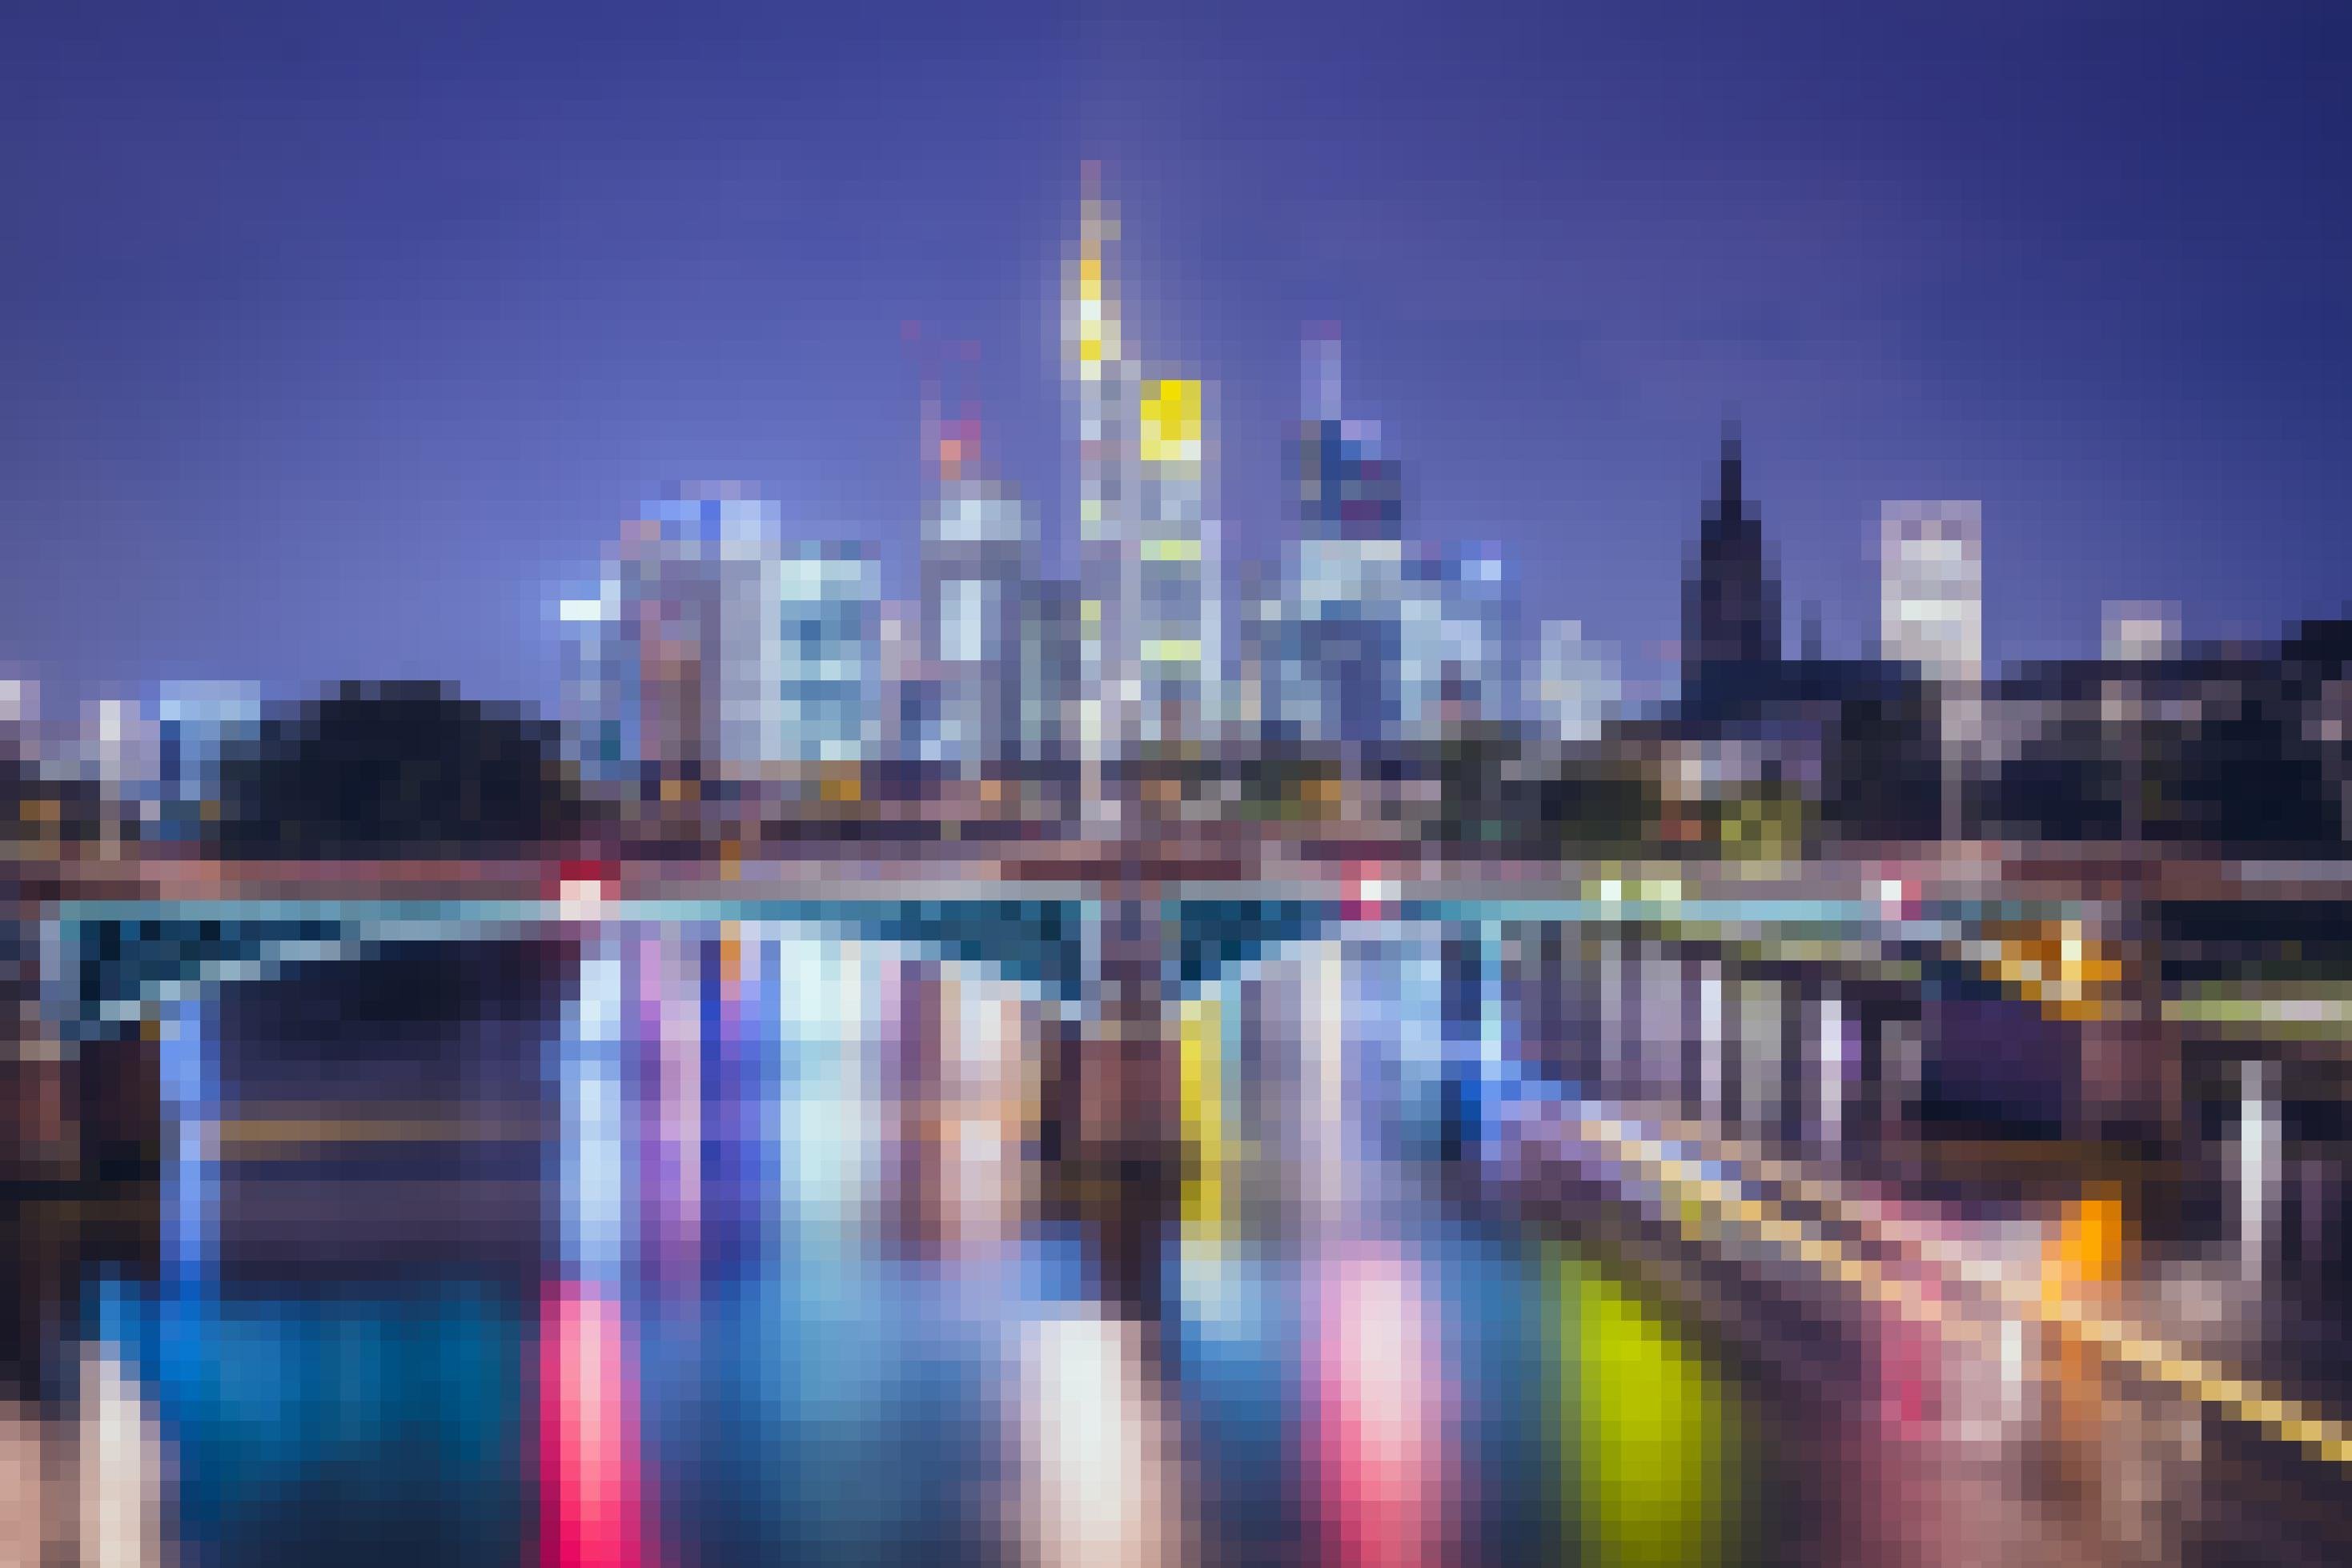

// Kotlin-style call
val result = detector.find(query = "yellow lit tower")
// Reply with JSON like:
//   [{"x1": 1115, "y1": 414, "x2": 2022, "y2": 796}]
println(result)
[{"x1": 1062, "y1": 162, "x2": 1221, "y2": 770}]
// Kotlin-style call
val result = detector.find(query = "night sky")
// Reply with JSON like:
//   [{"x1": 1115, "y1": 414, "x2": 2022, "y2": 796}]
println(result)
[{"x1": 3, "y1": 2, "x2": 2346, "y2": 709}]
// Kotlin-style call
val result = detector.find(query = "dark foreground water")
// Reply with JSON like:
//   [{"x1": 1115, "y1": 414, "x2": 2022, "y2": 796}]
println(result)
[
  {"x1": 5, "y1": 932, "x2": 1840, "y2": 1566},
  {"x1": 27, "y1": 1216, "x2": 1789, "y2": 1568}
]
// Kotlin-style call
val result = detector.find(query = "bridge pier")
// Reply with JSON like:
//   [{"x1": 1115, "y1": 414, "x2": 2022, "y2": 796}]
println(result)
[{"x1": 1062, "y1": 896, "x2": 1184, "y2": 1318}]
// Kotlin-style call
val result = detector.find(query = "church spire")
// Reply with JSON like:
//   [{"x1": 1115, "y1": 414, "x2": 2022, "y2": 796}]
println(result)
[
  {"x1": 1716, "y1": 418, "x2": 1744, "y2": 523},
  {"x1": 1682, "y1": 419, "x2": 1782, "y2": 685}
]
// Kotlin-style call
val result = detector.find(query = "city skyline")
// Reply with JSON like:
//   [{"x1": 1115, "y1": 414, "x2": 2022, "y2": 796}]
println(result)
[
  {"x1": 3, "y1": 161, "x2": 2336, "y2": 732},
  {"x1": 10, "y1": 15, "x2": 2352, "y2": 1568},
  {"x1": 3, "y1": 4, "x2": 2349, "y2": 708}
]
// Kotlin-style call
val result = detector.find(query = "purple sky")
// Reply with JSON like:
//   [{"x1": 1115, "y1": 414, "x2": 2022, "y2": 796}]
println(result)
[{"x1": 2, "y1": 2, "x2": 2347, "y2": 709}]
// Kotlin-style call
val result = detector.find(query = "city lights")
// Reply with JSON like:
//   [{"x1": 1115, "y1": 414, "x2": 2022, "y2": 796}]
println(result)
[{"x1": 6, "y1": 13, "x2": 2350, "y2": 1567}]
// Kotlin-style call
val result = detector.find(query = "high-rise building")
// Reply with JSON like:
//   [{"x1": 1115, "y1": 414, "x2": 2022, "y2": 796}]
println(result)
[
  {"x1": 1682, "y1": 429, "x2": 1782, "y2": 688},
  {"x1": 1880, "y1": 502, "x2": 1983, "y2": 683},
  {"x1": 1290, "y1": 325, "x2": 1402, "y2": 541},
  {"x1": 564, "y1": 485, "x2": 881, "y2": 779},
  {"x1": 1881, "y1": 501, "x2": 1985, "y2": 839},
  {"x1": 917, "y1": 347, "x2": 1037, "y2": 773},
  {"x1": 877, "y1": 600, "x2": 929, "y2": 761},
  {"x1": 1261, "y1": 329, "x2": 1399, "y2": 744},
  {"x1": 1062, "y1": 163, "x2": 1222, "y2": 757},
  {"x1": 1275, "y1": 538, "x2": 1512, "y2": 744},
  {"x1": 773, "y1": 539, "x2": 883, "y2": 766},
  {"x1": 1535, "y1": 620, "x2": 1624, "y2": 744},
  {"x1": 1257, "y1": 330, "x2": 1514, "y2": 745},
  {"x1": 1016, "y1": 576, "x2": 1082, "y2": 768}
]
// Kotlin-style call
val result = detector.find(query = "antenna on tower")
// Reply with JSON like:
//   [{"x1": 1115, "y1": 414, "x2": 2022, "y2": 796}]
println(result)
[
  {"x1": 905, "y1": 320, "x2": 943, "y2": 483},
  {"x1": 1716, "y1": 412, "x2": 1745, "y2": 519},
  {"x1": 905, "y1": 324, "x2": 989, "y2": 491}
]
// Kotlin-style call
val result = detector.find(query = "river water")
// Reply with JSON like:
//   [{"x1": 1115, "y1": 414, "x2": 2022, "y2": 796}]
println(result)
[{"x1": 6, "y1": 932, "x2": 1837, "y2": 1567}]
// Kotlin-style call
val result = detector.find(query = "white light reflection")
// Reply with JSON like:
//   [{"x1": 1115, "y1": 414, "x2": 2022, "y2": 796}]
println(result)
[{"x1": 1012, "y1": 1309, "x2": 1186, "y2": 1568}]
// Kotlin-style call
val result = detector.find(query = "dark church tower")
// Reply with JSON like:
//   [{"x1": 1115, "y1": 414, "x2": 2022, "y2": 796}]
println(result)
[{"x1": 1682, "y1": 425, "x2": 1782, "y2": 684}]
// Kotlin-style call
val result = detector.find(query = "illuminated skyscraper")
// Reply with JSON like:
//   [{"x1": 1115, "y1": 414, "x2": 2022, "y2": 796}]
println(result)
[
  {"x1": 916, "y1": 342, "x2": 1037, "y2": 772},
  {"x1": 1879, "y1": 502, "x2": 1983, "y2": 683},
  {"x1": 564, "y1": 485, "x2": 880, "y2": 779},
  {"x1": 772, "y1": 538, "x2": 883, "y2": 766},
  {"x1": 1290, "y1": 325, "x2": 1402, "y2": 541},
  {"x1": 1258, "y1": 331, "x2": 1514, "y2": 746},
  {"x1": 1881, "y1": 501, "x2": 1985, "y2": 838},
  {"x1": 1062, "y1": 163, "x2": 1222, "y2": 760},
  {"x1": 1262, "y1": 538, "x2": 1513, "y2": 745}
]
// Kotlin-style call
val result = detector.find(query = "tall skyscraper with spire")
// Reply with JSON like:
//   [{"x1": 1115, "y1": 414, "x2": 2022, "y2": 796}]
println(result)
[
  {"x1": 1061, "y1": 162, "x2": 1221, "y2": 763},
  {"x1": 1681, "y1": 426, "x2": 1783, "y2": 689}
]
